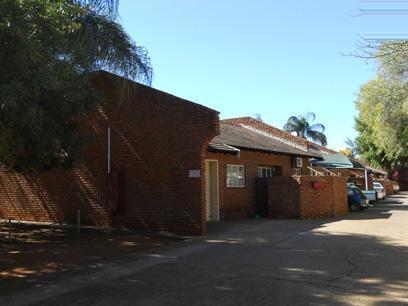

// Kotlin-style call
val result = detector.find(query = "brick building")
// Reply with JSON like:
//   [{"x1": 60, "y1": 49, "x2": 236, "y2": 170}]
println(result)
[
  {"x1": 0, "y1": 76, "x2": 356, "y2": 236},
  {"x1": 0, "y1": 71, "x2": 219, "y2": 235},
  {"x1": 205, "y1": 122, "x2": 320, "y2": 221},
  {"x1": 203, "y1": 121, "x2": 350, "y2": 221}
]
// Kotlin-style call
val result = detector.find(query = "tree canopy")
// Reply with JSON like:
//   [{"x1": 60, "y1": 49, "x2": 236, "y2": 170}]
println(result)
[
  {"x1": 283, "y1": 112, "x2": 327, "y2": 146},
  {"x1": 0, "y1": 0, "x2": 152, "y2": 173},
  {"x1": 354, "y1": 41, "x2": 408, "y2": 170}
]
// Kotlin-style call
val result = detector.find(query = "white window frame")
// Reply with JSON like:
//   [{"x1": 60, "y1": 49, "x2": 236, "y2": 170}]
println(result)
[
  {"x1": 293, "y1": 168, "x2": 302, "y2": 176},
  {"x1": 227, "y1": 164, "x2": 245, "y2": 188},
  {"x1": 257, "y1": 166, "x2": 273, "y2": 178}
]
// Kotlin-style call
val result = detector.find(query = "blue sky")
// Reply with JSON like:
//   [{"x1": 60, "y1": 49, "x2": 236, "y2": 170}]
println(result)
[{"x1": 118, "y1": 0, "x2": 405, "y2": 150}]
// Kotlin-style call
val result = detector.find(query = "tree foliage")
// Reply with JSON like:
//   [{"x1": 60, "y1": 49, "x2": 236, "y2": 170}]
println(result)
[
  {"x1": 357, "y1": 39, "x2": 408, "y2": 80},
  {"x1": 354, "y1": 57, "x2": 408, "y2": 170},
  {"x1": 339, "y1": 148, "x2": 353, "y2": 157},
  {"x1": 0, "y1": 0, "x2": 152, "y2": 173},
  {"x1": 343, "y1": 138, "x2": 358, "y2": 158},
  {"x1": 283, "y1": 112, "x2": 327, "y2": 146}
]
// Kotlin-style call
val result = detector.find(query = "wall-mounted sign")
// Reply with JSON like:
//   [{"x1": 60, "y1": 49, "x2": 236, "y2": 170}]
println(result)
[{"x1": 189, "y1": 170, "x2": 201, "y2": 178}]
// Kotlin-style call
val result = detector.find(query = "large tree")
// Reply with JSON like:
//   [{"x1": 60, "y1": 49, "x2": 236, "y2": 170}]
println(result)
[
  {"x1": 357, "y1": 40, "x2": 408, "y2": 80},
  {"x1": 0, "y1": 0, "x2": 152, "y2": 173},
  {"x1": 354, "y1": 77, "x2": 408, "y2": 170},
  {"x1": 353, "y1": 40, "x2": 408, "y2": 170},
  {"x1": 283, "y1": 112, "x2": 328, "y2": 146}
]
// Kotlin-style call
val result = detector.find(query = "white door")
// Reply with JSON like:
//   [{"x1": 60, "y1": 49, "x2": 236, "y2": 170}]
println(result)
[{"x1": 205, "y1": 160, "x2": 220, "y2": 222}]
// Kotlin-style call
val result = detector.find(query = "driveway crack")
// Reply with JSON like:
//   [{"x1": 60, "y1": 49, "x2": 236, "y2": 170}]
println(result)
[{"x1": 327, "y1": 248, "x2": 360, "y2": 286}]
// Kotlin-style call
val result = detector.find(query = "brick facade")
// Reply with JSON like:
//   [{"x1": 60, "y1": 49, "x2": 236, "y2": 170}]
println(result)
[
  {"x1": 267, "y1": 177, "x2": 300, "y2": 218},
  {"x1": 205, "y1": 150, "x2": 310, "y2": 219},
  {"x1": 267, "y1": 176, "x2": 348, "y2": 219},
  {"x1": 0, "y1": 71, "x2": 219, "y2": 236},
  {"x1": 298, "y1": 176, "x2": 348, "y2": 218}
]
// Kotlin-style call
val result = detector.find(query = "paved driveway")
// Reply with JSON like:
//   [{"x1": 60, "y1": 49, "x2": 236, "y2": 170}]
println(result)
[{"x1": 2, "y1": 192, "x2": 408, "y2": 306}]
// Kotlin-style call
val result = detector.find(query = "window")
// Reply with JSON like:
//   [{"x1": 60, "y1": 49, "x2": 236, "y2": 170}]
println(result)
[
  {"x1": 293, "y1": 168, "x2": 302, "y2": 176},
  {"x1": 227, "y1": 165, "x2": 245, "y2": 187},
  {"x1": 258, "y1": 167, "x2": 272, "y2": 178},
  {"x1": 258, "y1": 166, "x2": 283, "y2": 178}
]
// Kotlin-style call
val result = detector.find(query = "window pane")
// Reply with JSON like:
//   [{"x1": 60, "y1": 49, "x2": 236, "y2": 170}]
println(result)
[
  {"x1": 258, "y1": 167, "x2": 273, "y2": 178},
  {"x1": 227, "y1": 165, "x2": 245, "y2": 187}
]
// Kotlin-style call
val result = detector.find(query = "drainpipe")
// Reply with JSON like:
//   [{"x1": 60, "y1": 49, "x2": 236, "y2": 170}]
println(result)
[
  {"x1": 107, "y1": 127, "x2": 111, "y2": 174},
  {"x1": 364, "y1": 169, "x2": 368, "y2": 191}
]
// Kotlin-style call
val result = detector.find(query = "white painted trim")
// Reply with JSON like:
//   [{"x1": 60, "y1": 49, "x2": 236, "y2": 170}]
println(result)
[
  {"x1": 240, "y1": 125, "x2": 308, "y2": 151},
  {"x1": 223, "y1": 144, "x2": 241, "y2": 153}
]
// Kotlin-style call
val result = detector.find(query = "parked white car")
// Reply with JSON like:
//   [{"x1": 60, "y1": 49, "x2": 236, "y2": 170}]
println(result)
[{"x1": 373, "y1": 182, "x2": 386, "y2": 200}]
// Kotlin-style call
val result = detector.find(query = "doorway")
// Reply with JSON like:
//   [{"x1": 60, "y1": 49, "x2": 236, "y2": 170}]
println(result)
[{"x1": 205, "y1": 160, "x2": 220, "y2": 222}]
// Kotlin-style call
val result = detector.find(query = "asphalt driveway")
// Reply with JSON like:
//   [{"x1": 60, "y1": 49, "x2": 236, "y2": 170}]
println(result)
[{"x1": 1, "y1": 192, "x2": 408, "y2": 306}]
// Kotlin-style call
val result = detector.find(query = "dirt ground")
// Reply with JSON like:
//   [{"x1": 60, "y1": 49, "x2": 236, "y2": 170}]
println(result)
[{"x1": 0, "y1": 222, "x2": 182, "y2": 295}]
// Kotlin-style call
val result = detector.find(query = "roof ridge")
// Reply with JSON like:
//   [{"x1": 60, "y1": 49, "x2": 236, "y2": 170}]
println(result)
[
  {"x1": 214, "y1": 122, "x2": 321, "y2": 158},
  {"x1": 223, "y1": 117, "x2": 308, "y2": 147},
  {"x1": 223, "y1": 116, "x2": 338, "y2": 154}
]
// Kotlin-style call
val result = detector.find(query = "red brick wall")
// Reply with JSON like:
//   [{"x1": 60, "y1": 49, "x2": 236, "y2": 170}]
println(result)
[
  {"x1": 0, "y1": 72, "x2": 219, "y2": 236},
  {"x1": 205, "y1": 150, "x2": 310, "y2": 219},
  {"x1": 332, "y1": 177, "x2": 349, "y2": 215},
  {"x1": 0, "y1": 109, "x2": 111, "y2": 228},
  {"x1": 299, "y1": 176, "x2": 348, "y2": 218},
  {"x1": 267, "y1": 176, "x2": 300, "y2": 218},
  {"x1": 264, "y1": 176, "x2": 348, "y2": 219}
]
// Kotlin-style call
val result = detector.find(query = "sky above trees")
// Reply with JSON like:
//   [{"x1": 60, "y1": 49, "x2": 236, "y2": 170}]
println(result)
[{"x1": 118, "y1": 0, "x2": 405, "y2": 150}]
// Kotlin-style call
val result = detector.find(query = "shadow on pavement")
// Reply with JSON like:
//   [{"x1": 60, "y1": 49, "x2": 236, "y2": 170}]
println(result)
[
  {"x1": 0, "y1": 223, "x2": 181, "y2": 296},
  {"x1": 34, "y1": 222, "x2": 408, "y2": 305}
]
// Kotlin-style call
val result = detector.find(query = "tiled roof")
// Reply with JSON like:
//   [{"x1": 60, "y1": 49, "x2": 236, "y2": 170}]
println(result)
[
  {"x1": 223, "y1": 117, "x2": 338, "y2": 155},
  {"x1": 223, "y1": 117, "x2": 309, "y2": 151},
  {"x1": 222, "y1": 117, "x2": 387, "y2": 173},
  {"x1": 209, "y1": 123, "x2": 321, "y2": 158}
]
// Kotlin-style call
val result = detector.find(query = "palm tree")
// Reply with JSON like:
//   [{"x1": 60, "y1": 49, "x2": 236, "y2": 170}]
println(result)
[
  {"x1": 67, "y1": 0, "x2": 153, "y2": 83},
  {"x1": 344, "y1": 138, "x2": 359, "y2": 157},
  {"x1": 283, "y1": 112, "x2": 327, "y2": 146}
]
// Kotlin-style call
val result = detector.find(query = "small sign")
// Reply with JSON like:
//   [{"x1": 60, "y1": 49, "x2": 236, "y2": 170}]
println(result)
[{"x1": 189, "y1": 170, "x2": 201, "y2": 178}]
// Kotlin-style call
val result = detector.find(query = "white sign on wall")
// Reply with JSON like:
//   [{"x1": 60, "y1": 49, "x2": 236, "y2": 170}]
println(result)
[{"x1": 189, "y1": 170, "x2": 201, "y2": 178}]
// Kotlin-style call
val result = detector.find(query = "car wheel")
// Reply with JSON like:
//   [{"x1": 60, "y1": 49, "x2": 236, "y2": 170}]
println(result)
[{"x1": 350, "y1": 203, "x2": 360, "y2": 212}]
